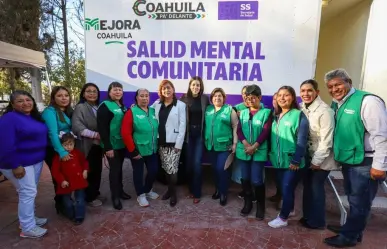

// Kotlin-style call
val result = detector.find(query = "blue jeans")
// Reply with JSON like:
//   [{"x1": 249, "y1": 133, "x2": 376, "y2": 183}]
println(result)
[
  {"x1": 0, "y1": 161, "x2": 43, "y2": 232},
  {"x1": 132, "y1": 153, "x2": 159, "y2": 196},
  {"x1": 238, "y1": 159, "x2": 265, "y2": 186},
  {"x1": 340, "y1": 165, "x2": 381, "y2": 241},
  {"x1": 302, "y1": 168, "x2": 330, "y2": 227},
  {"x1": 62, "y1": 189, "x2": 86, "y2": 220},
  {"x1": 209, "y1": 151, "x2": 230, "y2": 195},
  {"x1": 185, "y1": 135, "x2": 204, "y2": 198},
  {"x1": 277, "y1": 169, "x2": 302, "y2": 219}
]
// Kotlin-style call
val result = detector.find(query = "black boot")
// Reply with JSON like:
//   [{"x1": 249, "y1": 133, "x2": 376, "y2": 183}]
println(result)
[
  {"x1": 112, "y1": 198, "x2": 122, "y2": 210},
  {"x1": 212, "y1": 190, "x2": 220, "y2": 200},
  {"x1": 240, "y1": 180, "x2": 253, "y2": 216},
  {"x1": 255, "y1": 185, "x2": 265, "y2": 220},
  {"x1": 169, "y1": 174, "x2": 177, "y2": 207}
]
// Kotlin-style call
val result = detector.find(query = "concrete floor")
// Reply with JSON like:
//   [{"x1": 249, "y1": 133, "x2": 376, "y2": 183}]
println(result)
[{"x1": 0, "y1": 159, "x2": 386, "y2": 249}]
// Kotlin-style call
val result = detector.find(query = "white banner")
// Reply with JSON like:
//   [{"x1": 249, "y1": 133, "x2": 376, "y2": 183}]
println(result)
[{"x1": 85, "y1": 0, "x2": 322, "y2": 95}]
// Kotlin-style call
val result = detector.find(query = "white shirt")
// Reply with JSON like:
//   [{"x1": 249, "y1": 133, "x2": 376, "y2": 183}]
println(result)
[
  {"x1": 333, "y1": 88, "x2": 387, "y2": 171},
  {"x1": 302, "y1": 96, "x2": 338, "y2": 171}
]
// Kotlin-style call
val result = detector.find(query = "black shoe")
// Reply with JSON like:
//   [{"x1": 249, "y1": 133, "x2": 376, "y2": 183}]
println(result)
[
  {"x1": 327, "y1": 224, "x2": 363, "y2": 242},
  {"x1": 74, "y1": 218, "x2": 84, "y2": 226},
  {"x1": 212, "y1": 191, "x2": 220, "y2": 200},
  {"x1": 121, "y1": 192, "x2": 131, "y2": 200},
  {"x1": 170, "y1": 194, "x2": 177, "y2": 207},
  {"x1": 324, "y1": 235, "x2": 357, "y2": 248},
  {"x1": 299, "y1": 218, "x2": 325, "y2": 230},
  {"x1": 220, "y1": 194, "x2": 227, "y2": 206},
  {"x1": 255, "y1": 185, "x2": 265, "y2": 220},
  {"x1": 112, "y1": 198, "x2": 123, "y2": 210}
]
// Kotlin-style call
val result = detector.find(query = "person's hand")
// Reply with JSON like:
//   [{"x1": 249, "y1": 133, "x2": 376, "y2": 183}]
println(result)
[
  {"x1": 289, "y1": 164, "x2": 299, "y2": 171},
  {"x1": 61, "y1": 181, "x2": 69, "y2": 188},
  {"x1": 242, "y1": 140, "x2": 250, "y2": 150},
  {"x1": 133, "y1": 154, "x2": 142, "y2": 160},
  {"x1": 105, "y1": 150, "x2": 114, "y2": 158},
  {"x1": 83, "y1": 170, "x2": 88, "y2": 179},
  {"x1": 174, "y1": 148, "x2": 181, "y2": 153},
  {"x1": 245, "y1": 146, "x2": 255, "y2": 155},
  {"x1": 370, "y1": 168, "x2": 386, "y2": 180},
  {"x1": 231, "y1": 144, "x2": 236, "y2": 153},
  {"x1": 12, "y1": 166, "x2": 26, "y2": 179},
  {"x1": 61, "y1": 154, "x2": 73, "y2": 161},
  {"x1": 310, "y1": 164, "x2": 320, "y2": 170}
]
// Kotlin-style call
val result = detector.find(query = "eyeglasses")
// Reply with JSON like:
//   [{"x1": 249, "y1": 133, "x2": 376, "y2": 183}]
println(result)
[{"x1": 85, "y1": 90, "x2": 98, "y2": 94}]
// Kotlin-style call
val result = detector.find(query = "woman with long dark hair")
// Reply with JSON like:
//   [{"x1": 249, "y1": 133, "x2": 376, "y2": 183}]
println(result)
[
  {"x1": 179, "y1": 76, "x2": 210, "y2": 203},
  {"x1": 0, "y1": 91, "x2": 48, "y2": 238},
  {"x1": 268, "y1": 86, "x2": 309, "y2": 228},
  {"x1": 97, "y1": 82, "x2": 130, "y2": 210},
  {"x1": 42, "y1": 86, "x2": 73, "y2": 214},
  {"x1": 122, "y1": 88, "x2": 160, "y2": 207},
  {"x1": 72, "y1": 83, "x2": 104, "y2": 207}
]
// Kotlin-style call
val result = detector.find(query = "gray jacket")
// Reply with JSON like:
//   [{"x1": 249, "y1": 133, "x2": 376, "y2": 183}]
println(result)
[{"x1": 72, "y1": 102, "x2": 99, "y2": 157}]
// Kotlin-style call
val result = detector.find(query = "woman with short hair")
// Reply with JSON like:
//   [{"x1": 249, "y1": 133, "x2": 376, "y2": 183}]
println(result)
[{"x1": 204, "y1": 88, "x2": 238, "y2": 206}]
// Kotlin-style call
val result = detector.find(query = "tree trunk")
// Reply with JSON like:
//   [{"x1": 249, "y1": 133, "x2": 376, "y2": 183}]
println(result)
[
  {"x1": 61, "y1": 0, "x2": 70, "y2": 88},
  {"x1": 8, "y1": 68, "x2": 15, "y2": 92}
]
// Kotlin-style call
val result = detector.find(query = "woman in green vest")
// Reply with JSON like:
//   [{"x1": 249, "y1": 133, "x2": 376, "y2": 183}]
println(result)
[
  {"x1": 268, "y1": 86, "x2": 309, "y2": 228},
  {"x1": 204, "y1": 88, "x2": 238, "y2": 206},
  {"x1": 121, "y1": 88, "x2": 160, "y2": 208},
  {"x1": 97, "y1": 82, "x2": 130, "y2": 210},
  {"x1": 236, "y1": 84, "x2": 272, "y2": 220}
]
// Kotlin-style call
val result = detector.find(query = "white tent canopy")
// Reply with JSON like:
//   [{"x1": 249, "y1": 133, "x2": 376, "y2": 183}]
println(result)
[{"x1": 0, "y1": 41, "x2": 46, "y2": 68}]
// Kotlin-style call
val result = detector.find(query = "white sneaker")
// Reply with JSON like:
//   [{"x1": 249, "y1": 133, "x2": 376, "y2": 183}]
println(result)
[
  {"x1": 19, "y1": 217, "x2": 48, "y2": 230},
  {"x1": 88, "y1": 199, "x2": 103, "y2": 207},
  {"x1": 137, "y1": 194, "x2": 150, "y2": 207},
  {"x1": 268, "y1": 217, "x2": 288, "y2": 228},
  {"x1": 35, "y1": 217, "x2": 48, "y2": 226},
  {"x1": 146, "y1": 190, "x2": 159, "y2": 200},
  {"x1": 20, "y1": 226, "x2": 48, "y2": 238}
]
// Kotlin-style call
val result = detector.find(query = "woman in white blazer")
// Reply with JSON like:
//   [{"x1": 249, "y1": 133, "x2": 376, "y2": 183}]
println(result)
[{"x1": 152, "y1": 80, "x2": 186, "y2": 207}]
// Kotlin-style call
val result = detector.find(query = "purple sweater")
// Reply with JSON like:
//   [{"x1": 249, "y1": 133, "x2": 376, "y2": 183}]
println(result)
[{"x1": 0, "y1": 111, "x2": 48, "y2": 169}]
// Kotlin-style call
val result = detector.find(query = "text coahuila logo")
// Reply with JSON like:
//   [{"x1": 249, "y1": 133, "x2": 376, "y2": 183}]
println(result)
[
  {"x1": 84, "y1": 17, "x2": 140, "y2": 45},
  {"x1": 132, "y1": 0, "x2": 206, "y2": 20}
]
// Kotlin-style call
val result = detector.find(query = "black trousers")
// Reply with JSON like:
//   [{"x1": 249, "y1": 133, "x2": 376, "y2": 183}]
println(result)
[
  {"x1": 85, "y1": 145, "x2": 103, "y2": 202},
  {"x1": 45, "y1": 146, "x2": 58, "y2": 193},
  {"x1": 106, "y1": 149, "x2": 126, "y2": 199}
]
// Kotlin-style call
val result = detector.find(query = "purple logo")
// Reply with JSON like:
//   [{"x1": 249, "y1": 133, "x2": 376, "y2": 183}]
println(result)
[{"x1": 218, "y1": 1, "x2": 258, "y2": 20}]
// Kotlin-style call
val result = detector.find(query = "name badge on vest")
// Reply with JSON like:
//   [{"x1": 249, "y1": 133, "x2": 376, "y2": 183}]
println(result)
[
  {"x1": 344, "y1": 108, "x2": 355, "y2": 115},
  {"x1": 284, "y1": 121, "x2": 291, "y2": 127},
  {"x1": 254, "y1": 120, "x2": 262, "y2": 126},
  {"x1": 136, "y1": 114, "x2": 146, "y2": 119}
]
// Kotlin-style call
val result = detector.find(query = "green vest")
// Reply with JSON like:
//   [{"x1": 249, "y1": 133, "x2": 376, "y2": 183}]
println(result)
[
  {"x1": 236, "y1": 108, "x2": 271, "y2": 161},
  {"x1": 331, "y1": 90, "x2": 374, "y2": 164},
  {"x1": 269, "y1": 109, "x2": 305, "y2": 169},
  {"x1": 234, "y1": 102, "x2": 248, "y2": 112},
  {"x1": 131, "y1": 105, "x2": 159, "y2": 156},
  {"x1": 204, "y1": 105, "x2": 233, "y2": 151},
  {"x1": 99, "y1": 100, "x2": 126, "y2": 150}
]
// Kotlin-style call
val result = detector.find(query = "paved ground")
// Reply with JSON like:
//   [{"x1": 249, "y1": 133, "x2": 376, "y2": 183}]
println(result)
[{"x1": 1, "y1": 159, "x2": 387, "y2": 249}]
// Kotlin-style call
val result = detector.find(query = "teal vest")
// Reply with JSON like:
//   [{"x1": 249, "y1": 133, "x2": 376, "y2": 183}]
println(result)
[
  {"x1": 234, "y1": 102, "x2": 248, "y2": 112},
  {"x1": 331, "y1": 90, "x2": 375, "y2": 164},
  {"x1": 269, "y1": 109, "x2": 305, "y2": 169},
  {"x1": 99, "y1": 101, "x2": 126, "y2": 150},
  {"x1": 236, "y1": 108, "x2": 271, "y2": 161},
  {"x1": 131, "y1": 105, "x2": 159, "y2": 156},
  {"x1": 204, "y1": 105, "x2": 233, "y2": 151}
]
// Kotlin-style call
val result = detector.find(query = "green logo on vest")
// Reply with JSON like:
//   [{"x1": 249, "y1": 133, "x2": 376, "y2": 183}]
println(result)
[{"x1": 344, "y1": 108, "x2": 355, "y2": 114}]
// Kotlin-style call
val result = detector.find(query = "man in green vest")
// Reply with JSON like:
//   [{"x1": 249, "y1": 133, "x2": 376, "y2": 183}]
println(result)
[{"x1": 323, "y1": 69, "x2": 387, "y2": 248}]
